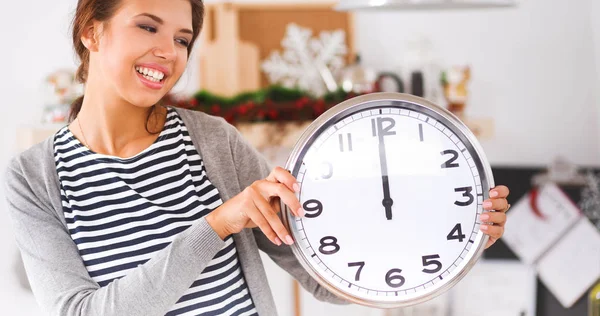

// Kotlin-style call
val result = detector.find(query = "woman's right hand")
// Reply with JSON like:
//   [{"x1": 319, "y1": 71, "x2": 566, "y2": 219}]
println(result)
[{"x1": 206, "y1": 167, "x2": 304, "y2": 246}]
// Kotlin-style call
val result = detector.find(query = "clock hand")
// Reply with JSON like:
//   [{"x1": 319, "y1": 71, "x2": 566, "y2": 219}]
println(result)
[{"x1": 378, "y1": 133, "x2": 394, "y2": 220}]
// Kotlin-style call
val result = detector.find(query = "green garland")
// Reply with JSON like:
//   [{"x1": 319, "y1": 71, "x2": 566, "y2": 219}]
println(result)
[{"x1": 164, "y1": 85, "x2": 358, "y2": 124}]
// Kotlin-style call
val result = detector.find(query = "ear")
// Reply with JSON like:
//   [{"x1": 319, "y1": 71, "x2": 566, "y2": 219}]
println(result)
[{"x1": 80, "y1": 21, "x2": 102, "y2": 52}]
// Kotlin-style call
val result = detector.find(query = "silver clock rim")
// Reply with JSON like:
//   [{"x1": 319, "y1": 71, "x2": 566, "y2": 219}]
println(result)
[{"x1": 281, "y1": 92, "x2": 494, "y2": 308}]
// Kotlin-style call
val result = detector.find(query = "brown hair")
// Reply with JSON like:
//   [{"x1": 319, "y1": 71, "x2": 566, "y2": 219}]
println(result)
[{"x1": 68, "y1": 0, "x2": 205, "y2": 125}]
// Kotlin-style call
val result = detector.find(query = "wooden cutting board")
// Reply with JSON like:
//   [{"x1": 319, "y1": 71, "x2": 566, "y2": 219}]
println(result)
[{"x1": 199, "y1": 3, "x2": 260, "y2": 97}]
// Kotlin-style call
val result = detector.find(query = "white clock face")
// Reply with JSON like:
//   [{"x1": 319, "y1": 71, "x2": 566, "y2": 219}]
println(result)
[{"x1": 286, "y1": 103, "x2": 491, "y2": 307}]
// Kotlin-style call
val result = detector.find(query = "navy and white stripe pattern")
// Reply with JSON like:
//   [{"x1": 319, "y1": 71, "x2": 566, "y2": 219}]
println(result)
[{"x1": 53, "y1": 107, "x2": 258, "y2": 316}]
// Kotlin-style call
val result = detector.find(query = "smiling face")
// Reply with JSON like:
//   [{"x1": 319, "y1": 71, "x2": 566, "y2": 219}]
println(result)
[{"x1": 87, "y1": 0, "x2": 193, "y2": 108}]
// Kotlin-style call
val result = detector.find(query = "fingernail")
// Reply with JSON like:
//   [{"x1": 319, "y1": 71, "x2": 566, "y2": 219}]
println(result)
[
  {"x1": 297, "y1": 207, "x2": 305, "y2": 217},
  {"x1": 480, "y1": 225, "x2": 488, "y2": 231},
  {"x1": 274, "y1": 237, "x2": 282, "y2": 246},
  {"x1": 293, "y1": 183, "x2": 300, "y2": 192},
  {"x1": 483, "y1": 201, "x2": 492, "y2": 208},
  {"x1": 480, "y1": 214, "x2": 490, "y2": 221},
  {"x1": 490, "y1": 190, "x2": 498, "y2": 197},
  {"x1": 285, "y1": 235, "x2": 294, "y2": 245}
]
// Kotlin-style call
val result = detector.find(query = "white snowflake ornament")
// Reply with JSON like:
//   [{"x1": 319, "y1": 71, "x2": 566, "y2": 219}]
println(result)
[{"x1": 261, "y1": 23, "x2": 347, "y2": 97}]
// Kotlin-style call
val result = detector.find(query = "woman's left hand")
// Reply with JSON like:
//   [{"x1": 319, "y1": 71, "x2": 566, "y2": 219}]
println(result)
[{"x1": 481, "y1": 185, "x2": 511, "y2": 249}]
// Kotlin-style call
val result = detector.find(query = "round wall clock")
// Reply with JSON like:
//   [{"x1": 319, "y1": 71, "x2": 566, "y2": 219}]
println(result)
[{"x1": 282, "y1": 92, "x2": 494, "y2": 308}]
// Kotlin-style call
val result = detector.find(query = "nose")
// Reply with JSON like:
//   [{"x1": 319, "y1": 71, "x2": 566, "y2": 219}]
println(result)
[{"x1": 153, "y1": 35, "x2": 177, "y2": 61}]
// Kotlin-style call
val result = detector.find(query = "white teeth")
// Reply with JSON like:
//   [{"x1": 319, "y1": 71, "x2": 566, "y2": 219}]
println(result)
[
  {"x1": 135, "y1": 66, "x2": 166, "y2": 82},
  {"x1": 143, "y1": 74, "x2": 160, "y2": 82}
]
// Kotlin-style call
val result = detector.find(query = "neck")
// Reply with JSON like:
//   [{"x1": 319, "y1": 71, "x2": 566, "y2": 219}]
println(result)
[{"x1": 73, "y1": 78, "x2": 166, "y2": 157}]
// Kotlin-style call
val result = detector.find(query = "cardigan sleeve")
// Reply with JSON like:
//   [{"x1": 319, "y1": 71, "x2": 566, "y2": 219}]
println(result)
[
  {"x1": 3, "y1": 155, "x2": 227, "y2": 316},
  {"x1": 224, "y1": 123, "x2": 349, "y2": 305}
]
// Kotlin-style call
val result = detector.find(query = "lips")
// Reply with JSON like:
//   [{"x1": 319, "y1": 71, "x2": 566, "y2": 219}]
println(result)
[
  {"x1": 136, "y1": 69, "x2": 165, "y2": 90},
  {"x1": 134, "y1": 63, "x2": 172, "y2": 90}
]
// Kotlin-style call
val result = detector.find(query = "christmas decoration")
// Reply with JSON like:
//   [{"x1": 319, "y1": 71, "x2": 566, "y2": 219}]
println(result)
[
  {"x1": 440, "y1": 66, "x2": 470, "y2": 120},
  {"x1": 41, "y1": 69, "x2": 84, "y2": 123},
  {"x1": 163, "y1": 85, "x2": 358, "y2": 125},
  {"x1": 579, "y1": 172, "x2": 600, "y2": 231},
  {"x1": 261, "y1": 23, "x2": 347, "y2": 98}
]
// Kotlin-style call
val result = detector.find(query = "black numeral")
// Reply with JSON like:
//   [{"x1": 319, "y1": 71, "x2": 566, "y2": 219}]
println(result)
[
  {"x1": 303, "y1": 199, "x2": 323, "y2": 218},
  {"x1": 348, "y1": 261, "x2": 365, "y2": 281},
  {"x1": 454, "y1": 186, "x2": 474, "y2": 206},
  {"x1": 441, "y1": 150, "x2": 459, "y2": 168},
  {"x1": 339, "y1": 134, "x2": 353, "y2": 152},
  {"x1": 385, "y1": 269, "x2": 405, "y2": 288},
  {"x1": 319, "y1": 236, "x2": 340, "y2": 255},
  {"x1": 372, "y1": 117, "x2": 397, "y2": 138},
  {"x1": 447, "y1": 223, "x2": 466, "y2": 242},
  {"x1": 422, "y1": 254, "x2": 442, "y2": 274}
]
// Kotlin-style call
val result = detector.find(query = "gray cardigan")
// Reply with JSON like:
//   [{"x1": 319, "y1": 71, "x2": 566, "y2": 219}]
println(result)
[{"x1": 3, "y1": 107, "x2": 346, "y2": 316}]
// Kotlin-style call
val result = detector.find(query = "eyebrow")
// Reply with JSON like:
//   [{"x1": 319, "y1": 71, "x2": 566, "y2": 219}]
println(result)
[{"x1": 135, "y1": 13, "x2": 193, "y2": 35}]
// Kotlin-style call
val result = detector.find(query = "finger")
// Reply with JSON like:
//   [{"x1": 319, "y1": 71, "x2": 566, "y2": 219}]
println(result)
[
  {"x1": 482, "y1": 198, "x2": 508, "y2": 212},
  {"x1": 266, "y1": 167, "x2": 300, "y2": 193},
  {"x1": 485, "y1": 237, "x2": 498, "y2": 249},
  {"x1": 480, "y1": 211, "x2": 507, "y2": 226},
  {"x1": 480, "y1": 224, "x2": 504, "y2": 241},
  {"x1": 255, "y1": 180, "x2": 303, "y2": 217},
  {"x1": 245, "y1": 200, "x2": 280, "y2": 245},
  {"x1": 250, "y1": 188, "x2": 294, "y2": 245},
  {"x1": 489, "y1": 185, "x2": 510, "y2": 199}
]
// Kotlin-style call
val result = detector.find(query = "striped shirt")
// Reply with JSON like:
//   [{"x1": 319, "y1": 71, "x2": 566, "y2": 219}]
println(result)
[{"x1": 53, "y1": 107, "x2": 258, "y2": 316}]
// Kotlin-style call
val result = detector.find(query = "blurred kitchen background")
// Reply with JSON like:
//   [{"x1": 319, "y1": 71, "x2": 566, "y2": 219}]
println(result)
[{"x1": 1, "y1": 0, "x2": 599, "y2": 315}]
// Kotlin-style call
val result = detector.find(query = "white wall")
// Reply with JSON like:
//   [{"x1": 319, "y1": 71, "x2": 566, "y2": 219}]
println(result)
[
  {"x1": 354, "y1": 0, "x2": 599, "y2": 167},
  {"x1": 593, "y1": 0, "x2": 600, "y2": 158},
  {"x1": 0, "y1": 0, "x2": 599, "y2": 316}
]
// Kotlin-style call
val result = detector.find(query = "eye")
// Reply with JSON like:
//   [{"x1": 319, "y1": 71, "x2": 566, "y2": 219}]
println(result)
[
  {"x1": 138, "y1": 25, "x2": 157, "y2": 33},
  {"x1": 176, "y1": 38, "x2": 190, "y2": 47}
]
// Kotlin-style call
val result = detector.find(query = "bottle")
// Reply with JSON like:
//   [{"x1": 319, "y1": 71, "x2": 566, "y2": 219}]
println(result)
[
  {"x1": 340, "y1": 54, "x2": 377, "y2": 94},
  {"x1": 411, "y1": 71, "x2": 424, "y2": 97},
  {"x1": 590, "y1": 279, "x2": 600, "y2": 316}
]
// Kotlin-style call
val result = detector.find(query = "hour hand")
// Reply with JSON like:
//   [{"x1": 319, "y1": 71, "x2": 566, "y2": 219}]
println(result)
[
  {"x1": 381, "y1": 175, "x2": 394, "y2": 220},
  {"x1": 383, "y1": 199, "x2": 393, "y2": 219}
]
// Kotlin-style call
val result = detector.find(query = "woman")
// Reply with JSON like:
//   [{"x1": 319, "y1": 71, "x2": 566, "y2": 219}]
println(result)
[{"x1": 3, "y1": 0, "x2": 511, "y2": 315}]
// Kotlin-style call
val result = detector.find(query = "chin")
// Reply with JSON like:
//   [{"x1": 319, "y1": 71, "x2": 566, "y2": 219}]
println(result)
[
  {"x1": 127, "y1": 95, "x2": 166, "y2": 108},
  {"x1": 125, "y1": 100, "x2": 160, "y2": 109},
  {"x1": 123, "y1": 76, "x2": 173, "y2": 108}
]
